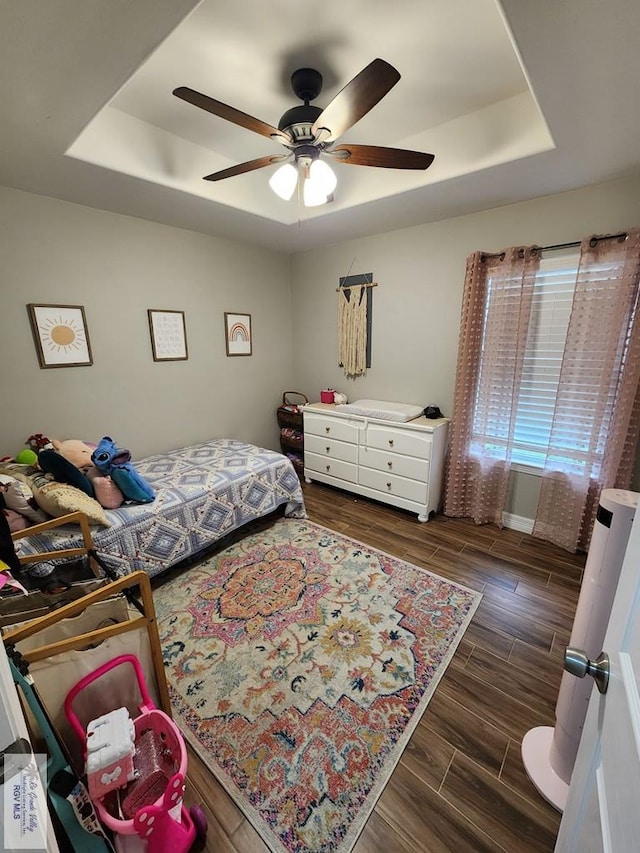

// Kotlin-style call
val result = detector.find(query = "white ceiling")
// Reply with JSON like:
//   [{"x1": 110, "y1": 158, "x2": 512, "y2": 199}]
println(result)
[{"x1": 1, "y1": 0, "x2": 639, "y2": 253}]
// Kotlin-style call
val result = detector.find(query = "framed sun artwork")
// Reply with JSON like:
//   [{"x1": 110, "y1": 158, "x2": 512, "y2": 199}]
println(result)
[
  {"x1": 224, "y1": 311, "x2": 252, "y2": 356},
  {"x1": 27, "y1": 303, "x2": 93, "y2": 368}
]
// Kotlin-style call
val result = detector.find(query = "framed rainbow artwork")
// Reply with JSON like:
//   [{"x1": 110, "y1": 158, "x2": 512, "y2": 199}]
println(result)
[{"x1": 224, "y1": 312, "x2": 252, "y2": 357}]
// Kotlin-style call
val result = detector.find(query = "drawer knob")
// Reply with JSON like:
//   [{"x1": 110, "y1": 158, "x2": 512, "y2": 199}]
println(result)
[
  {"x1": 387, "y1": 461, "x2": 392, "y2": 468},
  {"x1": 386, "y1": 482, "x2": 392, "y2": 489},
  {"x1": 326, "y1": 464, "x2": 331, "y2": 472},
  {"x1": 326, "y1": 446, "x2": 330, "y2": 453},
  {"x1": 388, "y1": 439, "x2": 394, "y2": 447},
  {"x1": 325, "y1": 426, "x2": 331, "y2": 433}
]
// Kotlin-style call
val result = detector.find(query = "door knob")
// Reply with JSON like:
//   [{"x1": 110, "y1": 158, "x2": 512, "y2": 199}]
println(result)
[{"x1": 564, "y1": 647, "x2": 610, "y2": 694}]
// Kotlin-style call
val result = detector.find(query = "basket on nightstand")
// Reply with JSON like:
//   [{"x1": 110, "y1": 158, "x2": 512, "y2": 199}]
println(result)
[{"x1": 277, "y1": 392, "x2": 308, "y2": 477}]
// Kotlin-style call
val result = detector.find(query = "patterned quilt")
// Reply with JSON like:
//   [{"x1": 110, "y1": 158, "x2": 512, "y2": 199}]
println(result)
[{"x1": 16, "y1": 439, "x2": 307, "y2": 579}]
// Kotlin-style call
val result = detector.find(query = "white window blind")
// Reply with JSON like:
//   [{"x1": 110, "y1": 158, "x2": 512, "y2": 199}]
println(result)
[{"x1": 512, "y1": 251, "x2": 578, "y2": 467}]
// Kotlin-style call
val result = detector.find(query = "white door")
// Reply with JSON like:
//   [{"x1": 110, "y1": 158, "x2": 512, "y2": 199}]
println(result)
[{"x1": 555, "y1": 507, "x2": 640, "y2": 851}]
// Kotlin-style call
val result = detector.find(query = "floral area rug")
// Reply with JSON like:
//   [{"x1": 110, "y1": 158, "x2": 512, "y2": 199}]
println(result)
[{"x1": 154, "y1": 518, "x2": 482, "y2": 853}]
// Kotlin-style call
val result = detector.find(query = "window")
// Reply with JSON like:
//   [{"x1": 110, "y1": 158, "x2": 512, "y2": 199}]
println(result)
[
  {"x1": 446, "y1": 230, "x2": 640, "y2": 551},
  {"x1": 472, "y1": 249, "x2": 623, "y2": 473}
]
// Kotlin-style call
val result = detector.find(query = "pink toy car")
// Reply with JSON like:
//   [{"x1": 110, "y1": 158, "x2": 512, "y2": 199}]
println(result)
[{"x1": 64, "y1": 654, "x2": 207, "y2": 851}]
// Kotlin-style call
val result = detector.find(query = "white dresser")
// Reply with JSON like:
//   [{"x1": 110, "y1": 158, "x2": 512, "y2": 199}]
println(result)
[{"x1": 303, "y1": 403, "x2": 448, "y2": 522}]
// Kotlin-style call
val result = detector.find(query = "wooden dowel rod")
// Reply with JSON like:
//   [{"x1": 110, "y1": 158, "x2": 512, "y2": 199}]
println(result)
[
  {"x1": 21, "y1": 617, "x2": 148, "y2": 664},
  {"x1": 336, "y1": 282, "x2": 378, "y2": 292}
]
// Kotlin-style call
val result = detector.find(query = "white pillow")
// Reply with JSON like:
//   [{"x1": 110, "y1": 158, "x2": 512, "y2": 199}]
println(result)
[{"x1": 0, "y1": 474, "x2": 48, "y2": 523}]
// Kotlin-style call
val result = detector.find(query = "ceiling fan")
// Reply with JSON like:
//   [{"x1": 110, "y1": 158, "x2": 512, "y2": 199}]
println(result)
[{"x1": 173, "y1": 58, "x2": 435, "y2": 206}]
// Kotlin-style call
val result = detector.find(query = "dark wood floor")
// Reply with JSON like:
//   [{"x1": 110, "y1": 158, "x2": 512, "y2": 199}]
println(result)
[{"x1": 181, "y1": 481, "x2": 584, "y2": 853}]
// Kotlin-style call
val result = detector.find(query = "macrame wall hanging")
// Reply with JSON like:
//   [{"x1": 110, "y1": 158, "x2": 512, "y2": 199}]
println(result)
[{"x1": 337, "y1": 273, "x2": 377, "y2": 378}]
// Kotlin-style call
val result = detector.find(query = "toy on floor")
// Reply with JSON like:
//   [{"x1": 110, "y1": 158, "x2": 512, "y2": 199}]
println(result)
[
  {"x1": 133, "y1": 773, "x2": 198, "y2": 853},
  {"x1": 85, "y1": 707, "x2": 136, "y2": 801},
  {"x1": 64, "y1": 654, "x2": 206, "y2": 852},
  {"x1": 91, "y1": 437, "x2": 155, "y2": 503}
]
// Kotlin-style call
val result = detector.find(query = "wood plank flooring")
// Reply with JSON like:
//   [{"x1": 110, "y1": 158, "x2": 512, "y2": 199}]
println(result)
[{"x1": 178, "y1": 481, "x2": 584, "y2": 852}]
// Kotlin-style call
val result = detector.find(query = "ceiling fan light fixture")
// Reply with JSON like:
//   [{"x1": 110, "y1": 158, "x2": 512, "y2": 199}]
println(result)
[
  {"x1": 302, "y1": 159, "x2": 337, "y2": 207},
  {"x1": 309, "y1": 159, "x2": 337, "y2": 195},
  {"x1": 269, "y1": 162, "x2": 298, "y2": 200},
  {"x1": 303, "y1": 179, "x2": 328, "y2": 208}
]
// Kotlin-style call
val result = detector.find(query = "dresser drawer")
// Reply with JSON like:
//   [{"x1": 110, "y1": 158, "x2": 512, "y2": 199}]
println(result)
[
  {"x1": 358, "y1": 465, "x2": 428, "y2": 504},
  {"x1": 305, "y1": 433, "x2": 358, "y2": 464},
  {"x1": 305, "y1": 452, "x2": 358, "y2": 483},
  {"x1": 304, "y1": 412, "x2": 360, "y2": 444},
  {"x1": 359, "y1": 446, "x2": 429, "y2": 482},
  {"x1": 364, "y1": 423, "x2": 432, "y2": 459}
]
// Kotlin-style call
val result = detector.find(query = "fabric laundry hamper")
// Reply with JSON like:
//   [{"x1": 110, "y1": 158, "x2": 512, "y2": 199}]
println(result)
[{"x1": 2, "y1": 572, "x2": 170, "y2": 775}]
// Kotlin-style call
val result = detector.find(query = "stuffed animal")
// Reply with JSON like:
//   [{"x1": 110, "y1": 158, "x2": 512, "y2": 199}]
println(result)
[
  {"x1": 51, "y1": 439, "x2": 95, "y2": 472},
  {"x1": 15, "y1": 449, "x2": 38, "y2": 466},
  {"x1": 27, "y1": 433, "x2": 54, "y2": 453},
  {"x1": 91, "y1": 437, "x2": 155, "y2": 504},
  {"x1": 86, "y1": 468, "x2": 124, "y2": 509},
  {"x1": 35, "y1": 438, "x2": 96, "y2": 498},
  {"x1": 46, "y1": 439, "x2": 124, "y2": 508}
]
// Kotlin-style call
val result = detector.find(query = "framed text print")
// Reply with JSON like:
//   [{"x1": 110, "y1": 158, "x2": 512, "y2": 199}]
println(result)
[
  {"x1": 224, "y1": 312, "x2": 252, "y2": 356},
  {"x1": 27, "y1": 303, "x2": 93, "y2": 368},
  {"x1": 148, "y1": 309, "x2": 188, "y2": 361}
]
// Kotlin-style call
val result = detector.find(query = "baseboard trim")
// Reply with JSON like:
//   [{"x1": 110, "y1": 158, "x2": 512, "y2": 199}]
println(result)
[{"x1": 502, "y1": 512, "x2": 534, "y2": 534}]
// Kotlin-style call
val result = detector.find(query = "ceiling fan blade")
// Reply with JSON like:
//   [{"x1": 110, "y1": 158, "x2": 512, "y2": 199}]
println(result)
[
  {"x1": 173, "y1": 86, "x2": 292, "y2": 145},
  {"x1": 203, "y1": 154, "x2": 289, "y2": 182},
  {"x1": 329, "y1": 144, "x2": 435, "y2": 170},
  {"x1": 311, "y1": 58, "x2": 401, "y2": 143}
]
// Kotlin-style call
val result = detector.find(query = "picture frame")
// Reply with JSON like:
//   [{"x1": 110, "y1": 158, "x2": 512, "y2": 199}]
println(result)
[
  {"x1": 224, "y1": 312, "x2": 252, "y2": 357},
  {"x1": 148, "y1": 309, "x2": 188, "y2": 361},
  {"x1": 27, "y1": 303, "x2": 93, "y2": 368}
]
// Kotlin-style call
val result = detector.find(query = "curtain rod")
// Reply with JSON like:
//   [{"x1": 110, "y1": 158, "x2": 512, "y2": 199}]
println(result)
[
  {"x1": 336, "y1": 282, "x2": 378, "y2": 292},
  {"x1": 480, "y1": 231, "x2": 628, "y2": 261}
]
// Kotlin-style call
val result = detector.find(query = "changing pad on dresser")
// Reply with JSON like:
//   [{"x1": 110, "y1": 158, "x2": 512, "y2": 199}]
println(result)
[{"x1": 334, "y1": 399, "x2": 424, "y2": 422}]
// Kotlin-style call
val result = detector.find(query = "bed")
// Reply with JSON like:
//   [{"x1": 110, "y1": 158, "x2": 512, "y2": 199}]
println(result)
[{"x1": 12, "y1": 439, "x2": 306, "y2": 579}]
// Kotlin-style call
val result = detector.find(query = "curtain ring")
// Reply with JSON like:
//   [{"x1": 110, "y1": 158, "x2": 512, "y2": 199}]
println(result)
[{"x1": 479, "y1": 251, "x2": 506, "y2": 263}]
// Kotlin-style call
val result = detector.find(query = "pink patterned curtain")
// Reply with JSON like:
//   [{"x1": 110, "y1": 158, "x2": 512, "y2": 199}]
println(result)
[
  {"x1": 444, "y1": 247, "x2": 540, "y2": 524},
  {"x1": 534, "y1": 229, "x2": 640, "y2": 551}
]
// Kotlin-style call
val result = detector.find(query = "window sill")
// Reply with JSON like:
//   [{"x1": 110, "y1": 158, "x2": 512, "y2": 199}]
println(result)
[{"x1": 510, "y1": 462, "x2": 544, "y2": 477}]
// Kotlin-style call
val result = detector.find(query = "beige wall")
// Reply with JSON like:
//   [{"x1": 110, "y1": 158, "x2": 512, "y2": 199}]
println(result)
[
  {"x1": 0, "y1": 187, "x2": 294, "y2": 458},
  {"x1": 289, "y1": 176, "x2": 640, "y2": 519},
  {"x1": 3, "y1": 177, "x2": 639, "y2": 524}
]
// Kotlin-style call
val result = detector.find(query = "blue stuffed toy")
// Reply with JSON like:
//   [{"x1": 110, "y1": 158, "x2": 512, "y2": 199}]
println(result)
[{"x1": 91, "y1": 437, "x2": 155, "y2": 503}]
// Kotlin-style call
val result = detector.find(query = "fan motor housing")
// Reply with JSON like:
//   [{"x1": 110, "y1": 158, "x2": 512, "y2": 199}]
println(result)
[
  {"x1": 278, "y1": 104, "x2": 323, "y2": 141},
  {"x1": 278, "y1": 68, "x2": 324, "y2": 142}
]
